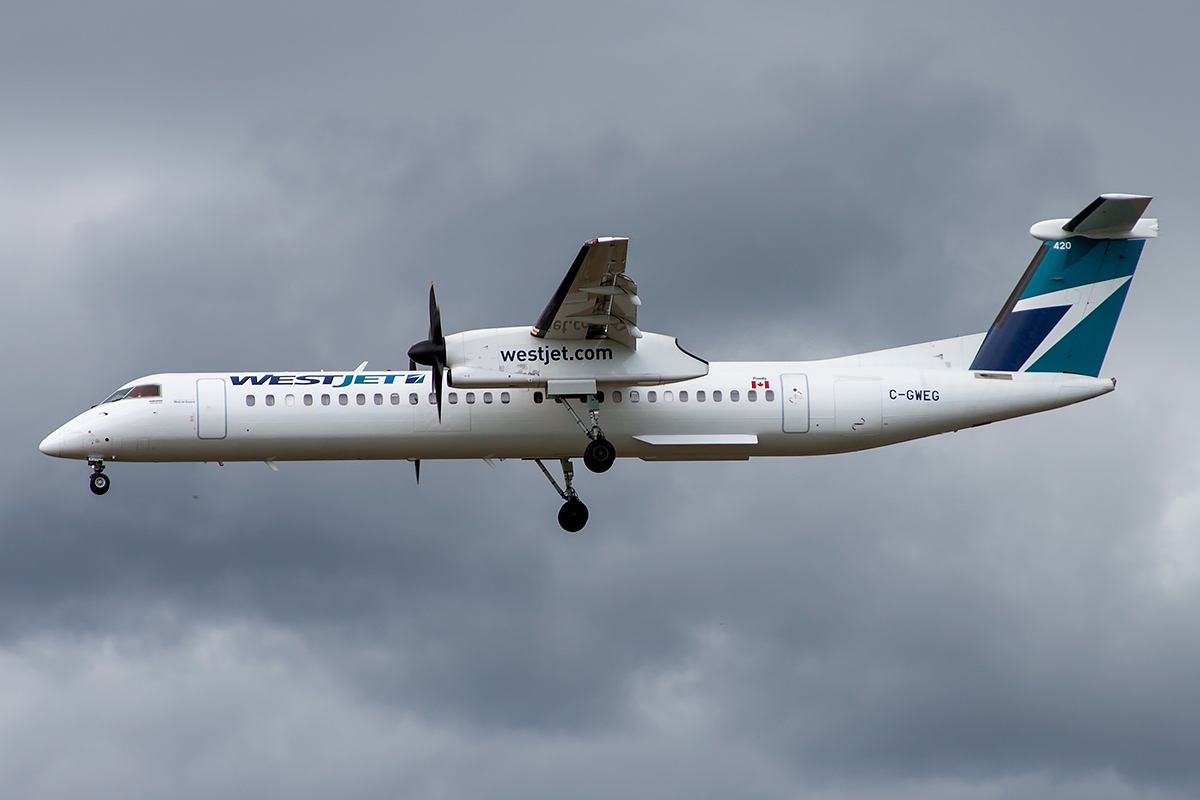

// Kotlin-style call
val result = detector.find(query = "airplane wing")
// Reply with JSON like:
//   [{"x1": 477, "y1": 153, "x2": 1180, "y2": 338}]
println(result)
[{"x1": 531, "y1": 237, "x2": 642, "y2": 350}]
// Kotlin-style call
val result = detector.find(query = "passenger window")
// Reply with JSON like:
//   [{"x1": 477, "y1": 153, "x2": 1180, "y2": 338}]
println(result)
[
  {"x1": 765, "y1": 389, "x2": 775, "y2": 402},
  {"x1": 466, "y1": 392, "x2": 475, "y2": 404},
  {"x1": 374, "y1": 393, "x2": 383, "y2": 405},
  {"x1": 390, "y1": 393, "x2": 400, "y2": 405},
  {"x1": 664, "y1": 391, "x2": 673, "y2": 402},
  {"x1": 304, "y1": 394, "x2": 313, "y2": 406},
  {"x1": 598, "y1": 391, "x2": 605, "y2": 403},
  {"x1": 322, "y1": 394, "x2": 331, "y2": 406},
  {"x1": 428, "y1": 393, "x2": 436, "y2": 404},
  {"x1": 697, "y1": 390, "x2": 705, "y2": 402},
  {"x1": 501, "y1": 392, "x2": 510, "y2": 404},
  {"x1": 648, "y1": 391, "x2": 657, "y2": 403},
  {"x1": 713, "y1": 390, "x2": 722, "y2": 402},
  {"x1": 748, "y1": 390, "x2": 757, "y2": 402},
  {"x1": 409, "y1": 393, "x2": 419, "y2": 405},
  {"x1": 357, "y1": 393, "x2": 366, "y2": 405},
  {"x1": 534, "y1": 392, "x2": 544, "y2": 404},
  {"x1": 629, "y1": 390, "x2": 640, "y2": 403},
  {"x1": 246, "y1": 395, "x2": 255, "y2": 407},
  {"x1": 265, "y1": 394, "x2": 275, "y2": 407},
  {"x1": 339, "y1": 394, "x2": 348, "y2": 406},
  {"x1": 449, "y1": 393, "x2": 458, "y2": 404},
  {"x1": 285, "y1": 394, "x2": 295, "y2": 407},
  {"x1": 679, "y1": 391, "x2": 688, "y2": 402},
  {"x1": 730, "y1": 390, "x2": 739, "y2": 402},
  {"x1": 483, "y1": 392, "x2": 493, "y2": 404},
  {"x1": 612, "y1": 390, "x2": 622, "y2": 403}
]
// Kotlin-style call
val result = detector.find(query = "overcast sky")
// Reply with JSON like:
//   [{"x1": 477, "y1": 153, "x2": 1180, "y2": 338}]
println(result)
[{"x1": 5, "y1": 3, "x2": 1200, "y2": 798}]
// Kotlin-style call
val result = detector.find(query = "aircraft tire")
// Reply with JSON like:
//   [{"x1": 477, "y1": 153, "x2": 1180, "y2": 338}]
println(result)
[
  {"x1": 583, "y1": 437, "x2": 615, "y2": 473},
  {"x1": 558, "y1": 499, "x2": 589, "y2": 532},
  {"x1": 89, "y1": 472, "x2": 110, "y2": 496}
]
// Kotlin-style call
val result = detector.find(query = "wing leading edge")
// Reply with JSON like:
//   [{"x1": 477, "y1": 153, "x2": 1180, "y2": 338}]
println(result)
[{"x1": 531, "y1": 237, "x2": 642, "y2": 349}]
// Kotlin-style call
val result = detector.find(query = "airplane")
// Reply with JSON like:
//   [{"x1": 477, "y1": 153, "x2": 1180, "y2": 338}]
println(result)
[{"x1": 39, "y1": 194, "x2": 1157, "y2": 531}]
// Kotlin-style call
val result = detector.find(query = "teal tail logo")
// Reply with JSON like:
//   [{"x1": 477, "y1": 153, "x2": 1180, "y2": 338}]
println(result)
[{"x1": 970, "y1": 194, "x2": 1157, "y2": 377}]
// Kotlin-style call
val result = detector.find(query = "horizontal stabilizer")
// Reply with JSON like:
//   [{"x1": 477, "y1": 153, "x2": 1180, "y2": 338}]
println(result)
[{"x1": 1030, "y1": 194, "x2": 1157, "y2": 241}]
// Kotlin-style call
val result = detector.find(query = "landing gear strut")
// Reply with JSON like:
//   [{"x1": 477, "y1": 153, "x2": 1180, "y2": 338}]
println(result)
[
  {"x1": 559, "y1": 395, "x2": 616, "y2": 473},
  {"x1": 88, "y1": 459, "x2": 110, "y2": 496},
  {"x1": 535, "y1": 458, "x2": 589, "y2": 532}
]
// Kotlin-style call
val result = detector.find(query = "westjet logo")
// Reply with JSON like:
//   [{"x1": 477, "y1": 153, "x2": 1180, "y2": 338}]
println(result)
[
  {"x1": 501, "y1": 346, "x2": 613, "y2": 365},
  {"x1": 230, "y1": 373, "x2": 425, "y2": 388}
]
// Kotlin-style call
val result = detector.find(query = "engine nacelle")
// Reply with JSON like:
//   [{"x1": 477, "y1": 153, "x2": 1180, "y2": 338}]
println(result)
[{"x1": 445, "y1": 326, "x2": 707, "y2": 389}]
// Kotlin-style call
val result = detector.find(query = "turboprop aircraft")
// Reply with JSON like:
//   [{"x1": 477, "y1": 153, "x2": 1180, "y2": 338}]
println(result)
[{"x1": 39, "y1": 194, "x2": 1157, "y2": 531}]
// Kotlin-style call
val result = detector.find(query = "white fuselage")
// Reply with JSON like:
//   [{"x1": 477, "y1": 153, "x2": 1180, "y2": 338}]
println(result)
[{"x1": 38, "y1": 333, "x2": 1115, "y2": 465}]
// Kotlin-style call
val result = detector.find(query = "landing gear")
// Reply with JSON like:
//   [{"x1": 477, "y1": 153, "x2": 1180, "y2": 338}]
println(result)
[
  {"x1": 88, "y1": 459, "x2": 110, "y2": 496},
  {"x1": 558, "y1": 498, "x2": 589, "y2": 532},
  {"x1": 559, "y1": 394, "x2": 617, "y2": 474},
  {"x1": 535, "y1": 457, "x2": 590, "y2": 532},
  {"x1": 584, "y1": 437, "x2": 615, "y2": 473}
]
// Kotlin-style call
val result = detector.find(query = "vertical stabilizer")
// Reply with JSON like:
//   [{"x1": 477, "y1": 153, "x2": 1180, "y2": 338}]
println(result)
[{"x1": 969, "y1": 195, "x2": 1156, "y2": 377}]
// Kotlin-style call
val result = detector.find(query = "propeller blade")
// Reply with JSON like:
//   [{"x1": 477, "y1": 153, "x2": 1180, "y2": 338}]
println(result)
[
  {"x1": 432, "y1": 359, "x2": 444, "y2": 422},
  {"x1": 429, "y1": 283, "x2": 443, "y2": 345},
  {"x1": 407, "y1": 281, "x2": 447, "y2": 423},
  {"x1": 407, "y1": 283, "x2": 447, "y2": 369},
  {"x1": 409, "y1": 358, "x2": 416, "y2": 371},
  {"x1": 414, "y1": 459, "x2": 421, "y2": 484}
]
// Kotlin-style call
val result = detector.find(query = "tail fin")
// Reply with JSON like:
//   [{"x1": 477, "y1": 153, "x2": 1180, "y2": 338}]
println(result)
[{"x1": 969, "y1": 194, "x2": 1157, "y2": 377}]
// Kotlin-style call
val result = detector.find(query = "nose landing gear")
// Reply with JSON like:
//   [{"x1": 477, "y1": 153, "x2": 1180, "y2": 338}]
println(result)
[
  {"x1": 88, "y1": 459, "x2": 110, "y2": 496},
  {"x1": 534, "y1": 457, "x2": 589, "y2": 532}
]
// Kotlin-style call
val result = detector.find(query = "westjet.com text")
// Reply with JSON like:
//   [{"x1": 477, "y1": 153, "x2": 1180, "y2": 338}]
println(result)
[{"x1": 501, "y1": 346, "x2": 613, "y2": 365}]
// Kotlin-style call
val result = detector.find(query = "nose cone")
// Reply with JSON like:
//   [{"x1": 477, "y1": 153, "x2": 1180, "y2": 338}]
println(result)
[{"x1": 39, "y1": 430, "x2": 62, "y2": 457}]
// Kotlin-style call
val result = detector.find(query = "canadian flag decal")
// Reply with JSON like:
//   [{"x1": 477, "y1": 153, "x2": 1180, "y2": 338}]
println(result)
[{"x1": 750, "y1": 378, "x2": 770, "y2": 389}]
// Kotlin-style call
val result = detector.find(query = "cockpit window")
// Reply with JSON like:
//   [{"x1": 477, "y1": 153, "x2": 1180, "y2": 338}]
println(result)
[
  {"x1": 101, "y1": 388, "x2": 132, "y2": 404},
  {"x1": 101, "y1": 384, "x2": 161, "y2": 403},
  {"x1": 126, "y1": 384, "x2": 162, "y2": 398}
]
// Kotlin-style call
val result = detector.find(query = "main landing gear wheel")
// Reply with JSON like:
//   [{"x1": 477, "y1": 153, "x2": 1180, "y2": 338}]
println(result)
[
  {"x1": 583, "y1": 437, "x2": 615, "y2": 473},
  {"x1": 534, "y1": 457, "x2": 591, "y2": 532},
  {"x1": 556, "y1": 395, "x2": 617, "y2": 474},
  {"x1": 557, "y1": 498, "x2": 589, "y2": 532},
  {"x1": 89, "y1": 471, "x2": 110, "y2": 496}
]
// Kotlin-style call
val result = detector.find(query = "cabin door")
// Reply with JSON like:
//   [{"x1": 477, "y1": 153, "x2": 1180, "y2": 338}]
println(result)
[
  {"x1": 196, "y1": 379, "x2": 228, "y2": 440},
  {"x1": 781, "y1": 374, "x2": 810, "y2": 433}
]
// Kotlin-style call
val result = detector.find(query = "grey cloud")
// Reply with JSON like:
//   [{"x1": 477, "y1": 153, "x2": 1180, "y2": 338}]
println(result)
[
  {"x1": 4, "y1": 3, "x2": 1200, "y2": 799},
  {"x1": 64, "y1": 59, "x2": 1091, "y2": 385}
]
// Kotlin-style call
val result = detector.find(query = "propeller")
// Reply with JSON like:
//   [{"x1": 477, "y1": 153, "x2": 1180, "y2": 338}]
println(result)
[{"x1": 407, "y1": 283, "x2": 446, "y2": 421}]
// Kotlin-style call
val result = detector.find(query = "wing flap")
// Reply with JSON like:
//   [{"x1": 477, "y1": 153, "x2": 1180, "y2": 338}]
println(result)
[{"x1": 532, "y1": 238, "x2": 640, "y2": 348}]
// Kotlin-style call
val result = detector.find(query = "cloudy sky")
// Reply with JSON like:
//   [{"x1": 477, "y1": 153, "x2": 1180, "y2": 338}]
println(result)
[{"x1": 5, "y1": 2, "x2": 1200, "y2": 798}]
